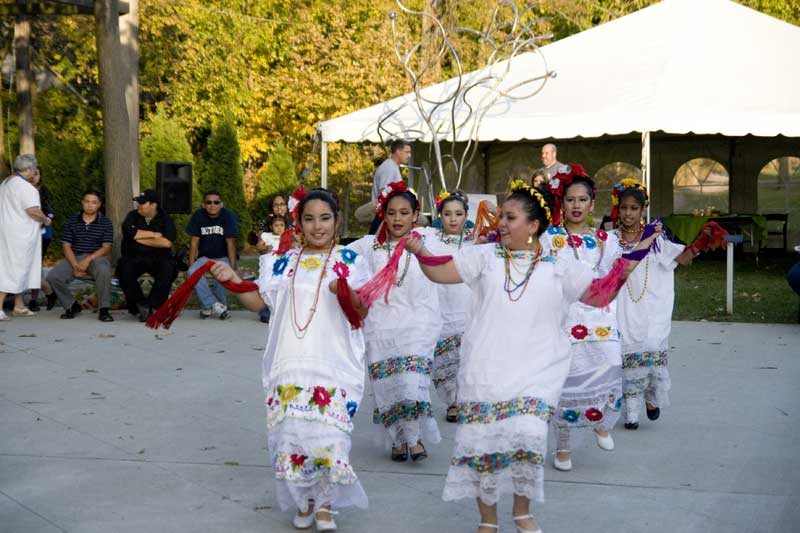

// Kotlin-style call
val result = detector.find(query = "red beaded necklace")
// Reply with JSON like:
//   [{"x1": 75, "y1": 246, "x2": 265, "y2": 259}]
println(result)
[{"x1": 289, "y1": 240, "x2": 336, "y2": 338}]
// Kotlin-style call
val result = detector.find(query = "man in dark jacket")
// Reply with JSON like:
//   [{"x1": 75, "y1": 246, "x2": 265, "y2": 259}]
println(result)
[{"x1": 115, "y1": 189, "x2": 178, "y2": 321}]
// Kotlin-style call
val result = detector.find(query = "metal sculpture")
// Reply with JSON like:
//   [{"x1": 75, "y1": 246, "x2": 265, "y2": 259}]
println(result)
[{"x1": 378, "y1": 0, "x2": 555, "y2": 197}]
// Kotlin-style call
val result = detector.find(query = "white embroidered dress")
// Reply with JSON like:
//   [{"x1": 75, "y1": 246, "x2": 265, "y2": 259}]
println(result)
[
  {"x1": 445, "y1": 244, "x2": 594, "y2": 504},
  {"x1": 613, "y1": 232, "x2": 684, "y2": 422},
  {"x1": 0, "y1": 174, "x2": 42, "y2": 293},
  {"x1": 417, "y1": 226, "x2": 475, "y2": 406},
  {"x1": 542, "y1": 226, "x2": 624, "y2": 436},
  {"x1": 348, "y1": 234, "x2": 442, "y2": 449},
  {"x1": 257, "y1": 246, "x2": 370, "y2": 511}
]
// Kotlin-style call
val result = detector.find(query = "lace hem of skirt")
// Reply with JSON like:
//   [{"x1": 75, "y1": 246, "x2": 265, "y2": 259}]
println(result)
[{"x1": 442, "y1": 463, "x2": 544, "y2": 505}]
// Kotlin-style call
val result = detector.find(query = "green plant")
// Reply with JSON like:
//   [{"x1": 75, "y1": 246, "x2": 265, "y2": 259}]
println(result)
[{"x1": 252, "y1": 141, "x2": 298, "y2": 223}]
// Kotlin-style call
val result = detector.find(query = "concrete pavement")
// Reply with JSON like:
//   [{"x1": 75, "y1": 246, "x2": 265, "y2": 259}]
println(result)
[{"x1": 1, "y1": 311, "x2": 798, "y2": 533}]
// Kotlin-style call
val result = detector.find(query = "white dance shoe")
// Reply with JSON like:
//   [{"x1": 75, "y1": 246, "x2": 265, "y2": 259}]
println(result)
[
  {"x1": 292, "y1": 509, "x2": 314, "y2": 529},
  {"x1": 314, "y1": 509, "x2": 338, "y2": 531},
  {"x1": 552, "y1": 452, "x2": 572, "y2": 471},
  {"x1": 513, "y1": 514, "x2": 542, "y2": 533},
  {"x1": 595, "y1": 431, "x2": 615, "y2": 451}
]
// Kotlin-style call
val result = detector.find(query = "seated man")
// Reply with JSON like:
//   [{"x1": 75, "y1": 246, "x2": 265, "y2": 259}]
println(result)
[
  {"x1": 186, "y1": 190, "x2": 239, "y2": 319},
  {"x1": 116, "y1": 189, "x2": 178, "y2": 322},
  {"x1": 47, "y1": 190, "x2": 114, "y2": 321}
]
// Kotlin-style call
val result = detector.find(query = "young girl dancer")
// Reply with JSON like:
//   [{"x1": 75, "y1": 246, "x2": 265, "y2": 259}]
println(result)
[
  {"x1": 209, "y1": 189, "x2": 370, "y2": 531},
  {"x1": 543, "y1": 165, "x2": 623, "y2": 471},
  {"x1": 404, "y1": 180, "x2": 661, "y2": 533},
  {"x1": 611, "y1": 179, "x2": 722, "y2": 429},
  {"x1": 418, "y1": 190, "x2": 475, "y2": 423},
  {"x1": 348, "y1": 181, "x2": 442, "y2": 462}
]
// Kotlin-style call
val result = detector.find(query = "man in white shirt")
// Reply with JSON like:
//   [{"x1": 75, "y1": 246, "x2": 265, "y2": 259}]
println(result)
[
  {"x1": 0, "y1": 154, "x2": 51, "y2": 320},
  {"x1": 369, "y1": 140, "x2": 411, "y2": 234}
]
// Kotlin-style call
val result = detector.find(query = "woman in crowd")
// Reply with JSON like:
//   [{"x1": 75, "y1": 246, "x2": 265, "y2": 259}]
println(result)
[
  {"x1": 209, "y1": 188, "x2": 370, "y2": 531},
  {"x1": 418, "y1": 190, "x2": 475, "y2": 423},
  {"x1": 541, "y1": 165, "x2": 623, "y2": 472},
  {"x1": 348, "y1": 181, "x2": 442, "y2": 463},
  {"x1": 28, "y1": 167, "x2": 56, "y2": 311},
  {"x1": 611, "y1": 179, "x2": 719, "y2": 430},
  {"x1": 403, "y1": 180, "x2": 660, "y2": 533}
]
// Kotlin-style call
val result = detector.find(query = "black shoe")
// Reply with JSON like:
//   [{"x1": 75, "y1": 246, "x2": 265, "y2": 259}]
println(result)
[
  {"x1": 446, "y1": 405, "x2": 458, "y2": 423},
  {"x1": 391, "y1": 444, "x2": 408, "y2": 462},
  {"x1": 646, "y1": 406, "x2": 660, "y2": 420},
  {"x1": 624, "y1": 422, "x2": 639, "y2": 430},
  {"x1": 28, "y1": 300, "x2": 40, "y2": 312},
  {"x1": 259, "y1": 314, "x2": 270, "y2": 324},
  {"x1": 98, "y1": 308, "x2": 114, "y2": 322},
  {"x1": 61, "y1": 301, "x2": 81, "y2": 319},
  {"x1": 45, "y1": 293, "x2": 58, "y2": 310},
  {"x1": 410, "y1": 441, "x2": 428, "y2": 462}
]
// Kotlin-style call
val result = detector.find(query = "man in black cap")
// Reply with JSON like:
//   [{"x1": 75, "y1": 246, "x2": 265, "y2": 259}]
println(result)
[{"x1": 116, "y1": 189, "x2": 178, "y2": 321}]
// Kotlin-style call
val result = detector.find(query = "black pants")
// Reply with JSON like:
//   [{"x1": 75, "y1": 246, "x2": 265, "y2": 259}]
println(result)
[
  {"x1": 369, "y1": 215, "x2": 382, "y2": 235},
  {"x1": 116, "y1": 255, "x2": 178, "y2": 313}
]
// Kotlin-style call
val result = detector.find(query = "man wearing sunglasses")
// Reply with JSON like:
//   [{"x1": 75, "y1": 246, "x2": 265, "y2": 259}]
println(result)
[{"x1": 186, "y1": 190, "x2": 239, "y2": 319}]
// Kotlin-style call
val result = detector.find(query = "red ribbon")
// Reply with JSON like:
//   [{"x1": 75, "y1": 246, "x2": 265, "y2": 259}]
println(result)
[{"x1": 145, "y1": 261, "x2": 258, "y2": 330}]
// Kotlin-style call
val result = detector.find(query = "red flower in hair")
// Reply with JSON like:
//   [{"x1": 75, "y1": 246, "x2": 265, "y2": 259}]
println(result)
[
  {"x1": 596, "y1": 229, "x2": 608, "y2": 241},
  {"x1": 571, "y1": 324, "x2": 589, "y2": 340},
  {"x1": 585, "y1": 408, "x2": 603, "y2": 422},
  {"x1": 288, "y1": 186, "x2": 307, "y2": 221},
  {"x1": 376, "y1": 181, "x2": 409, "y2": 220}
]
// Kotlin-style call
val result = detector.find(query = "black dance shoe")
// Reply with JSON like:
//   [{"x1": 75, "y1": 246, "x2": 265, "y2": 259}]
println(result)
[
  {"x1": 646, "y1": 406, "x2": 660, "y2": 420},
  {"x1": 624, "y1": 422, "x2": 639, "y2": 430}
]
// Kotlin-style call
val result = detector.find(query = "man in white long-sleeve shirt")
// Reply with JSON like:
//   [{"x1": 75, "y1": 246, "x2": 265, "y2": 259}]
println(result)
[{"x1": 369, "y1": 140, "x2": 411, "y2": 234}]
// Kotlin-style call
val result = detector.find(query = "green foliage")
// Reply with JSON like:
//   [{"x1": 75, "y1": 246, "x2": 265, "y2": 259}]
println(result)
[
  {"x1": 198, "y1": 115, "x2": 252, "y2": 245},
  {"x1": 252, "y1": 141, "x2": 298, "y2": 222}
]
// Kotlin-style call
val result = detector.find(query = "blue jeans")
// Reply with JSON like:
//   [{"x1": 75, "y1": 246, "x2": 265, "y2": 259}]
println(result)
[{"x1": 188, "y1": 257, "x2": 229, "y2": 309}]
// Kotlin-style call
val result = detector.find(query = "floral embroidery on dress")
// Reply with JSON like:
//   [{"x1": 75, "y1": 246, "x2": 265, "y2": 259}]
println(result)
[
  {"x1": 567, "y1": 234, "x2": 583, "y2": 248},
  {"x1": 583, "y1": 235, "x2": 597, "y2": 249},
  {"x1": 623, "y1": 350, "x2": 668, "y2": 369},
  {"x1": 551, "y1": 234, "x2": 567, "y2": 250},
  {"x1": 266, "y1": 384, "x2": 353, "y2": 433},
  {"x1": 596, "y1": 229, "x2": 608, "y2": 241},
  {"x1": 567, "y1": 323, "x2": 618, "y2": 343},
  {"x1": 456, "y1": 396, "x2": 555, "y2": 424},
  {"x1": 435, "y1": 229, "x2": 474, "y2": 246},
  {"x1": 339, "y1": 247, "x2": 358, "y2": 265},
  {"x1": 558, "y1": 399, "x2": 618, "y2": 426},
  {"x1": 273, "y1": 446, "x2": 357, "y2": 484},
  {"x1": 332, "y1": 261, "x2": 349, "y2": 279},
  {"x1": 372, "y1": 400, "x2": 433, "y2": 427},
  {"x1": 299, "y1": 256, "x2": 322, "y2": 271},
  {"x1": 272, "y1": 254, "x2": 290, "y2": 276},
  {"x1": 571, "y1": 324, "x2": 589, "y2": 340},
  {"x1": 584, "y1": 408, "x2": 603, "y2": 421},
  {"x1": 368, "y1": 355, "x2": 432, "y2": 380},
  {"x1": 346, "y1": 401, "x2": 358, "y2": 418},
  {"x1": 547, "y1": 225, "x2": 567, "y2": 236},
  {"x1": 434, "y1": 334, "x2": 462, "y2": 358},
  {"x1": 451, "y1": 449, "x2": 544, "y2": 474}
]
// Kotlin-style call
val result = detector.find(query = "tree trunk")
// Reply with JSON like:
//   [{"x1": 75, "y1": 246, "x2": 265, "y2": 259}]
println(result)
[
  {"x1": 14, "y1": 17, "x2": 35, "y2": 155},
  {"x1": 95, "y1": 0, "x2": 133, "y2": 262},
  {"x1": 778, "y1": 156, "x2": 790, "y2": 187},
  {"x1": 0, "y1": 89, "x2": 6, "y2": 176},
  {"x1": 121, "y1": 0, "x2": 140, "y2": 195}
]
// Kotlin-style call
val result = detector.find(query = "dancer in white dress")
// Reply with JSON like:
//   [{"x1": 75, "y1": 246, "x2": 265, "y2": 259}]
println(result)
[
  {"x1": 610, "y1": 180, "x2": 719, "y2": 430},
  {"x1": 417, "y1": 190, "x2": 476, "y2": 423},
  {"x1": 541, "y1": 166, "x2": 623, "y2": 472},
  {"x1": 209, "y1": 189, "x2": 370, "y2": 531},
  {"x1": 348, "y1": 182, "x2": 442, "y2": 462},
  {"x1": 404, "y1": 180, "x2": 661, "y2": 533}
]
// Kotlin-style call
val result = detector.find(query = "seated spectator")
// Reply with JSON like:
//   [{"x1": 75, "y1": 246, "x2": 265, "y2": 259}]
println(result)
[
  {"x1": 116, "y1": 189, "x2": 178, "y2": 322},
  {"x1": 186, "y1": 190, "x2": 239, "y2": 319},
  {"x1": 258, "y1": 214, "x2": 286, "y2": 253},
  {"x1": 46, "y1": 190, "x2": 114, "y2": 321}
]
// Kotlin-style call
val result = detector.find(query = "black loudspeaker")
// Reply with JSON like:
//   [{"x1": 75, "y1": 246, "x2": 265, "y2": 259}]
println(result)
[{"x1": 156, "y1": 161, "x2": 193, "y2": 214}]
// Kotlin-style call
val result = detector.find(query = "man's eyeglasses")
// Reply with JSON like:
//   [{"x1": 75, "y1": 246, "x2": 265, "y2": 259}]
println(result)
[{"x1": 205, "y1": 200, "x2": 221, "y2": 205}]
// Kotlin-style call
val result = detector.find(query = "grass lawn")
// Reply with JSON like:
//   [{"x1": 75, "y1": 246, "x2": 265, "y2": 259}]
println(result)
[{"x1": 673, "y1": 251, "x2": 798, "y2": 323}]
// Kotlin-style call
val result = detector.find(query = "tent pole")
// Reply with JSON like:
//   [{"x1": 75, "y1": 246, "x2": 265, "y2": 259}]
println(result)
[
  {"x1": 321, "y1": 141, "x2": 328, "y2": 189},
  {"x1": 641, "y1": 131, "x2": 651, "y2": 221}
]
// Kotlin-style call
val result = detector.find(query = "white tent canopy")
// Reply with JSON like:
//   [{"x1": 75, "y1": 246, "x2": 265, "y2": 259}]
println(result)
[{"x1": 319, "y1": 0, "x2": 800, "y2": 147}]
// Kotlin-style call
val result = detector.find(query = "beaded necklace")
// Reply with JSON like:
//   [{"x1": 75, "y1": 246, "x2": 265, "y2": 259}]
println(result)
[
  {"x1": 563, "y1": 223, "x2": 605, "y2": 271},
  {"x1": 502, "y1": 243, "x2": 543, "y2": 302},
  {"x1": 289, "y1": 241, "x2": 336, "y2": 338},
  {"x1": 617, "y1": 225, "x2": 648, "y2": 303},
  {"x1": 437, "y1": 226, "x2": 468, "y2": 249},
  {"x1": 386, "y1": 238, "x2": 412, "y2": 287}
]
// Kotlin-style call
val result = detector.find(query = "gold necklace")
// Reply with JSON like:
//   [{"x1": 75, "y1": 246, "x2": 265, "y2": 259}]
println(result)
[{"x1": 625, "y1": 256, "x2": 649, "y2": 303}]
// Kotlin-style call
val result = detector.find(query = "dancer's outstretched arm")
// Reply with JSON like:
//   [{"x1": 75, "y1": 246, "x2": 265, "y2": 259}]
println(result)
[
  {"x1": 404, "y1": 234, "x2": 463, "y2": 284},
  {"x1": 210, "y1": 262, "x2": 266, "y2": 312}
]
